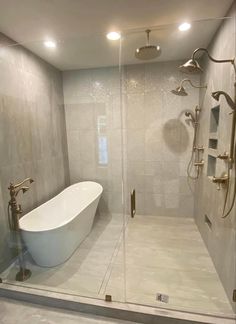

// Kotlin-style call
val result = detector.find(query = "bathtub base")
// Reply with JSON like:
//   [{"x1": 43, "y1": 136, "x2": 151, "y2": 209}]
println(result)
[{"x1": 15, "y1": 267, "x2": 32, "y2": 282}]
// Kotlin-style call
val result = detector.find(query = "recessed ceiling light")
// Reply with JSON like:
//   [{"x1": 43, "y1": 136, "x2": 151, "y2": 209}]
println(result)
[
  {"x1": 178, "y1": 22, "x2": 191, "y2": 31},
  {"x1": 106, "y1": 31, "x2": 121, "y2": 40},
  {"x1": 44, "y1": 40, "x2": 57, "y2": 48}
]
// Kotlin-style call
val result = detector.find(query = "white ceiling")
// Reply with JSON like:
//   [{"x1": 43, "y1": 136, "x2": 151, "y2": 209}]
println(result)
[{"x1": 0, "y1": 0, "x2": 234, "y2": 70}]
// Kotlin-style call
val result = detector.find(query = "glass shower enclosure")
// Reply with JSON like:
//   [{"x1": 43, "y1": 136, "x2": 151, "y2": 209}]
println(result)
[{"x1": 0, "y1": 11, "x2": 235, "y2": 321}]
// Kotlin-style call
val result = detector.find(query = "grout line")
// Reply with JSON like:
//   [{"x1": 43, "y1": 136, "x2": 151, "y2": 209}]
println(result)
[{"x1": 98, "y1": 215, "x2": 128, "y2": 295}]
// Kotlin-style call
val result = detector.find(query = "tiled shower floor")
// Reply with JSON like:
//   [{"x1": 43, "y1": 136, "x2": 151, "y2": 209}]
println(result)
[{"x1": 1, "y1": 214, "x2": 234, "y2": 316}]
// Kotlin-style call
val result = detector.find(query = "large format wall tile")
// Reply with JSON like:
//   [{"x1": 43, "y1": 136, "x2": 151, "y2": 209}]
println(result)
[
  {"x1": 195, "y1": 5, "x2": 236, "y2": 312},
  {"x1": 0, "y1": 33, "x2": 69, "y2": 271},
  {"x1": 63, "y1": 61, "x2": 199, "y2": 218}
]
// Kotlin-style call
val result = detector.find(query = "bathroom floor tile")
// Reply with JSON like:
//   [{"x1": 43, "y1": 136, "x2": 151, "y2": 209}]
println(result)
[{"x1": 1, "y1": 213, "x2": 234, "y2": 316}]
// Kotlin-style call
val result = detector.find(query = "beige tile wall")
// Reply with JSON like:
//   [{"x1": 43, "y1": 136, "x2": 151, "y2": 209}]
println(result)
[
  {"x1": 0, "y1": 33, "x2": 69, "y2": 271},
  {"x1": 195, "y1": 5, "x2": 236, "y2": 311},
  {"x1": 122, "y1": 61, "x2": 200, "y2": 217},
  {"x1": 63, "y1": 61, "x2": 200, "y2": 217}
]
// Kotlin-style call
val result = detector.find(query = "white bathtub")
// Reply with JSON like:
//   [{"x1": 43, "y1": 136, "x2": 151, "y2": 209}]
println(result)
[{"x1": 19, "y1": 181, "x2": 103, "y2": 267}]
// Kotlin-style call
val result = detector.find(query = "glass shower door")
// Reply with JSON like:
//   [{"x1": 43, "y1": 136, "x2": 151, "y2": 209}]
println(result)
[{"x1": 120, "y1": 18, "x2": 236, "y2": 318}]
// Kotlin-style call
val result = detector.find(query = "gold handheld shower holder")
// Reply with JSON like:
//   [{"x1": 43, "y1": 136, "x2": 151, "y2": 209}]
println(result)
[
  {"x1": 194, "y1": 146, "x2": 204, "y2": 152},
  {"x1": 194, "y1": 160, "x2": 204, "y2": 167}
]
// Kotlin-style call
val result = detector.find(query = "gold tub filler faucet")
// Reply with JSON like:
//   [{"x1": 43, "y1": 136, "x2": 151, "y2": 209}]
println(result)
[{"x1": 8, "y1": 177, "x2": 34, "y2": 281}]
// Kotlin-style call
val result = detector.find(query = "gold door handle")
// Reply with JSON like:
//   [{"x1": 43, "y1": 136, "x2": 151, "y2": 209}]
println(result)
[{"x1": 131, "y1": 189, "x2": 136, "y2": 218}]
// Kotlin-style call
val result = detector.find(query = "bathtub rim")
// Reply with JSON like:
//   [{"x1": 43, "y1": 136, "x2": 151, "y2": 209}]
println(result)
[{"x1": 19, "y1": 181, "x2": 103, "y2": 233}]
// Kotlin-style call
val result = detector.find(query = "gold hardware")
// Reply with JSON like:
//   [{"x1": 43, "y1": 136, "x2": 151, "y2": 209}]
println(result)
[
  {"x1": 194, "y1": 146, "x2": 204, "y2": 151},
  {"x1": 171, "y1": 80, "x2": 207, "y2": 96},
  {"x1": 8, "y1": 178, "x2": 34, "y2": 281},
  {"x1": 105, "y1": 294, "x2": 112, "y2": 302},
  {"x1": 217, "y1": 152, "x2": 229, "y2": 160},
  {"x1": 130, "y1": 189, "x2": 136, "y2": 218},
  {"x1": 233, "y1": 289, "x2": 236, "y2": 302},
  {"x1": 15, "y1": 268, "x2": 32, "y2": 282},
  {"x1": 12, "y1": 177, "x2": 34, "y2": 189},
  {"x1": 194, "y1": 159, "x2": 204, "y2": 167},
  {"x1": 212, "y1": 173, "x2": 228, "y2": 190}
]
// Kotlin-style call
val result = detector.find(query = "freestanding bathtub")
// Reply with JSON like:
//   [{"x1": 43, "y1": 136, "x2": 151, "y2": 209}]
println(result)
[{"x1": 19, "y1": 181, "x2": 103, "y2": 267}]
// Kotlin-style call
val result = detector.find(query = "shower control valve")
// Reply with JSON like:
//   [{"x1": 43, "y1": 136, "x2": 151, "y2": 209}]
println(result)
[
  {"x1": 217, "y1": 152, "x2": 229, "y2": 160},
  {"x1": 194, "y1": 159, "x2": 204, "y2": 167},
  {"x1": 212, "y1": 173, "x2": 228, "y2": 190}
]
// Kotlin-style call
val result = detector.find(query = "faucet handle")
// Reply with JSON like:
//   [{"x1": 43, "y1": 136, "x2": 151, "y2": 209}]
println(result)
[
  {"x1": 212, "y1": 173, "x2": 228, "y2": 190},
  {"x1": 18, "y1": 204, "x2": 23, "y2": 214},
  {"x1": 217, "y1": 152, "x2": 229, "y2": 160}
]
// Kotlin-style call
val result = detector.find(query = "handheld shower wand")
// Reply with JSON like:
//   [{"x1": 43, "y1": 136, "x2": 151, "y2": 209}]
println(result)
[{"x1": 211, "y1": 86, "x2": 236, "y2": 218}]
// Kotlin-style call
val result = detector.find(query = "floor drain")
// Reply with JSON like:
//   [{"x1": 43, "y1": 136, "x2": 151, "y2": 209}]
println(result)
[{"x1": 156, "y1": 293, "x2": 169, "y2": 303}]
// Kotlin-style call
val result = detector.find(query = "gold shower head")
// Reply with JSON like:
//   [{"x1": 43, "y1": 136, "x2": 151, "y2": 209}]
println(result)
[
  {"x1": 135, "y1": 29, "x2": 161, "y2": 60},
  {"x1": 179, "y1": 47, "x2": 235, "y2": 74},
  {"x1": 171, "y1": 79, "x2": 207, "y2": 96},
  {"x1": 179, "y1": 59, "x2": 203, "y2": 74},
  {"x1": 171, "y1": 85, "x2": 188, "y2": 96}
]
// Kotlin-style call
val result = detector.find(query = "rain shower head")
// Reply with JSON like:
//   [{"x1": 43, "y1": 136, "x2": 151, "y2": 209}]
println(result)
[
  {"x1": 171, "y1": 86, "x2": 188, "y2": 96},
  {"x1": 135, "y1": 29, "x2": 161, "y2": 60},
  {"x1": 179, "y1": 59, "x2": 203, "y2": 74}
]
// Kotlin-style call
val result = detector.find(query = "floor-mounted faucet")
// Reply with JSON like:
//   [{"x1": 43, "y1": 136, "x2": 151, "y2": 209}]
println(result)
[{"x1": 8, "y1": 177, "x2": 34, "y2": 281}]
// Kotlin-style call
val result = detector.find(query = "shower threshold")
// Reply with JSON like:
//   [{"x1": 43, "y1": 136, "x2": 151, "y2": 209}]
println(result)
[{"x1": 0, "y1": 282, "x2": 235, "y2": 324}]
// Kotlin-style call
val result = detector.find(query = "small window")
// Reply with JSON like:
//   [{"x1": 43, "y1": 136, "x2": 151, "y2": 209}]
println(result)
[{"x1": 98, "y1": 135, "x2": 108, "y2": 165}]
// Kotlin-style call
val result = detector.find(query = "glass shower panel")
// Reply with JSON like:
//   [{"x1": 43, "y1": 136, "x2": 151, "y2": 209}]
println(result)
[
  {"x1": 120, "y1": 17, "x2": 236, "y2": 317},
  {"x1": 0, "y1": 32, "x2": 126, "y2": 302}
]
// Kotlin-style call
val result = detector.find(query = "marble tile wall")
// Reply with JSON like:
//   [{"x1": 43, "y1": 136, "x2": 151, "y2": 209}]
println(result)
[
  {"x1": 63, "y1": 67, "x2": 123, "y2": 214},
  {"x1": 0, "y1": 33, "x2": 69, "y2": 271},
  {"x1": 194, "y1": 4, "x2": 236, "y2": 312},
  {"x1": 122, "y1": 61, "x2": 200, "y2": 217},
  {"x1": 63, "y1": 61, "x2": 200, "y2": 217}
]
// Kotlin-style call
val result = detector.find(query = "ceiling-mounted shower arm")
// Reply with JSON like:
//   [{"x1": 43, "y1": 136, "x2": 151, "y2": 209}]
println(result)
[
  {"x1": 191, "y1": 48, "x2": 235, "y2": 66},
  {"x1": 180, "y1": 78, "x2": 207, "y2": 89},
  {"x1": 135, "y1": 29, "x2": 161, "y2": 60},
  {"x1": 145, "y1": 29, "x2": 151, "y2": 46}
]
